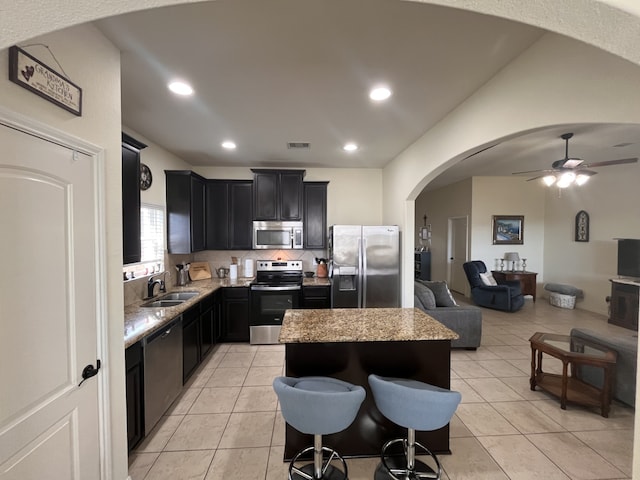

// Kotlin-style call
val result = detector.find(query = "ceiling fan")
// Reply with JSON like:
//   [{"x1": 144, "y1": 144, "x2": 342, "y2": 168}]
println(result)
[{"x1": 512, "y1": 132, "x2": 638, "y2": 187}]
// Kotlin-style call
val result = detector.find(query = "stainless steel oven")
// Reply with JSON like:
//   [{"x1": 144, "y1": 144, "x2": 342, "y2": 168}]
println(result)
[{"x1": 250, "y1": 260, "x2": 302, "y2": 344}]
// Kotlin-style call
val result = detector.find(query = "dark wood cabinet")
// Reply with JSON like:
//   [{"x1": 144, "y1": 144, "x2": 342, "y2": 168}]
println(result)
[
  {"x1": 222, "y1": 287, "x2": 250, "y2": 342},
  {"x1": 200, "y1": 293, "x2": 215, "y2": 359},
  {"x1": 492, "y1": 270, "x2": 538, "y2": 302},
  {"x1": 302, "y1": 285, "x2": 331, "y2": 309},
  {"x1": 205, "y1": 180, "x2": 253, "y2": 250},
  {"x1": 122, "y1": 133, "x2": 146, "y2": 264},
  {"x1": 125, "y1": 341, "x2": 144, "y2": 452},
  {"x1": 303, "y1": 182, "x2": 328, "y2": 249},
  {"x1": 414, "y1": 251, "x2": 431, "y2": 281},
  {"x1": 165, "y1": 170, "x2": 206, "y2": 254},
  {"x1": 182, "y1": 305, "x2": 201, "y2": 383},
  {"x1": 609, "y1": 280, "x2": 639, "y2": 330},
  {"x1": 252, "y1": 169, "x2": 304, "y2": 221}
]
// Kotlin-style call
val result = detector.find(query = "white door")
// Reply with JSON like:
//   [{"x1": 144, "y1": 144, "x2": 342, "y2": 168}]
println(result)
[
  {"x1": 0, "y1": 122, "x2": 102, "y2": 479},
  {"x1": 448, "y1": 216, "x2": 468, "y2": 294}
]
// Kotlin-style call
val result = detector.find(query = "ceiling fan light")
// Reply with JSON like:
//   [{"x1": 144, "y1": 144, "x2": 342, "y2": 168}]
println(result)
[
  {"x1": 542, "y1": 175, "x2": 557, "y2": 186},
  {"x1": 557, "y1": 171, "x2": 576, "y2": 188},
  {"x1": 575, "y1": 173, "x2": 591, "y2": 186}
]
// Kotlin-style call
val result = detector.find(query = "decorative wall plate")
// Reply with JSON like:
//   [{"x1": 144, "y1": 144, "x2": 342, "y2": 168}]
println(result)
[{"x1": 140, "y1": 163, "x2": 152, "y2": 190}]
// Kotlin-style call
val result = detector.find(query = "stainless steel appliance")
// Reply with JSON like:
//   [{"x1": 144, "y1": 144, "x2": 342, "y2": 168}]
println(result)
[
  {"x1": 329, "y1": 225, "x2": 400, "y2": 308},
  {"x1": 253, "y1": 221, "x2": 304, "y2": 250},
  {"x1": 143, "y1": 316, "x2": 183, "y2": 434},
  {"x1": 250, "y1": 260, "x2": 302, "y2": 344}
]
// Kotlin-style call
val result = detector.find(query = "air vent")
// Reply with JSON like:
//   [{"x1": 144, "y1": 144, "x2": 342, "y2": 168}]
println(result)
[{"x1": 287, "y1": 142, "x2": 310, "y2": 150}]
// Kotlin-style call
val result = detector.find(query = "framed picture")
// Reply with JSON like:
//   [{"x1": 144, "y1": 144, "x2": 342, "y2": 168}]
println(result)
[{"x1": 492, "y1": 215, "x2": 524, "y2": 245}]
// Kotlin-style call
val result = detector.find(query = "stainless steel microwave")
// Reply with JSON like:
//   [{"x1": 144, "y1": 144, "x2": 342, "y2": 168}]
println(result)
[{"x1": 253, "y1": 221, "x2": 304, "y2": 249}]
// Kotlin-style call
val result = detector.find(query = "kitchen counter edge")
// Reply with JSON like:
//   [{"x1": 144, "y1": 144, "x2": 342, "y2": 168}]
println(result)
[{"x1": 124, "y1": 277, "x2": 252, "y2": 348}]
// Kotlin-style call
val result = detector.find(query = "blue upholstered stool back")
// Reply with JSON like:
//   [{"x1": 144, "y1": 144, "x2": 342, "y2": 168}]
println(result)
[
  {"x1": 368, "y1": 374, "x2": 461, "y2": 431},
  {"x1": 273, "y1": 376, "x2": 366, "y2": 436}
]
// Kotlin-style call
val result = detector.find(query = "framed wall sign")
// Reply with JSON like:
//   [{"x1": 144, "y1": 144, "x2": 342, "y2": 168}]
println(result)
[
  {"x1": 492, "y1": 215, "x2": 524, "y2": 245},
  {"x1": 8, "y1": 46, "x2": 82, "y2": 116},
  {"x1": 575, "y1": 210, "x2": 589, "y2": 242}
]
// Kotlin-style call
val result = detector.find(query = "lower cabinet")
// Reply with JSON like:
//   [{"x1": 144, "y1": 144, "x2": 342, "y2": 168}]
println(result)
[
  {"x1": 125, "y1": 341, "x2": 144, "y2": 452},
  {"x1": 200, "y1": 293, "x2": 215, "y2": 358},
  {"x1": 302, "y1": 285, "x2": 331, "y2": 309},
  {"x1": 609, "y1": 281, "x2": 639, "y2": 330},
  {"x1": 182, "y1": 305, "x2": 201, "y2": 383},
  {"x1": 222, "y1": 287, "x2": 250, "y2": 342}
]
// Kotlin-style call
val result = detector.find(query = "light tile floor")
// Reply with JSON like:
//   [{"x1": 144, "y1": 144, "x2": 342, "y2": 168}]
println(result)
[{"x1": 129, "y1": 297, "x2": 635, "y2": 479}]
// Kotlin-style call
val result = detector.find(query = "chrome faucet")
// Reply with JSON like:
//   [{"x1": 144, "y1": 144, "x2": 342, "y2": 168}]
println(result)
[{"x1": 147, "y1": 272, "x2": 167, "y2": 298}]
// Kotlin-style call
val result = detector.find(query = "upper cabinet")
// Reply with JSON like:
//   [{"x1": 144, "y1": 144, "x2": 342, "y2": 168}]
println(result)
[
  {"x1": 252, "y1": 169, "x2": 305, "y2": 221},
  {"x1": 206, "y1": 180, "x2": 253, "y2": 250},
  {"x1": 165, "y1": 170, "x2": 206, "y2": 254},
  {"x1": 122, "y1": 133, "x2": 147, "y2": 264},
  {"x1": 303, "y1": 182, "x2": 328, "y2": 249}
]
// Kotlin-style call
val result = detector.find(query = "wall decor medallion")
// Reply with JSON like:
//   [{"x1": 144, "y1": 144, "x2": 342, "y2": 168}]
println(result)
[
  {"x1": 575, "y1": 210, "x2": 589, "y2": 242},
  {"x1": 140, "y1": 163, "x2": 152, "y2": 190},
  {"x1": 492, "y1": 215, "x2": 524, "y2": 245}
]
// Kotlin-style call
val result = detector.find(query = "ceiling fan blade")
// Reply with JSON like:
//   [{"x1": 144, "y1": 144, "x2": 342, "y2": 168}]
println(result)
[
  {"x1": 512, "y1": 168, "x2": 553, "y2": 175},
  {"x1": 526, "y1": 175, "x2": 546, "y2": 181},
  {"x1": 583, "y1": 157, "x2": 638, "y2": 168}
]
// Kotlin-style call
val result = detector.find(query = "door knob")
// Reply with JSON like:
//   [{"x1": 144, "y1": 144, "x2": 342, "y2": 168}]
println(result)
[{"x1": 78, "y1": 359, "x2": 101, "y2": 387}]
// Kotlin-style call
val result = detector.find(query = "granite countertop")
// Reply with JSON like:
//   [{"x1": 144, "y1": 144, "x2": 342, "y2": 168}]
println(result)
[
  {"x1": 279, "y1": 307, "x2": 459, "y2": 343},
  {"x1": 124, "y1": 277, "x2": 253, "y2": 348}
]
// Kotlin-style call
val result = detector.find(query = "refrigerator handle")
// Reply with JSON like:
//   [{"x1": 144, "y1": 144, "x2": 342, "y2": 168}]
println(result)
[
  {"x1": 358, "y1": 237, "x2": 363, "y2": 308},
  {"x1": 361, "y1": 236, "x2": 367, "y2": 308}
]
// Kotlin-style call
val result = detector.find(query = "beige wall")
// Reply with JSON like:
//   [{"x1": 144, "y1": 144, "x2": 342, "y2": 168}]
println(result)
[
  {"x1": 543, "y1": 161, "x2": 640, "y2": 315},
  {"x1": 470, "y1": 177, "x2": 546, "y2": 281},
  {"x1": 0, "y1": 25, "x2": 128, "y2": 480}
]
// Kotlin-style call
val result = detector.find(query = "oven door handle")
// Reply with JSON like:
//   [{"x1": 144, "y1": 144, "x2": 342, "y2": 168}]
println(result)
[{"x1": 251, "y1": 285, "x2": 302, "y2": 291}]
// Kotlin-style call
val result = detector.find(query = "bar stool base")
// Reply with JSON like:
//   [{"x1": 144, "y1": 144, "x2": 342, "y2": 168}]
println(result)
[
  {"x1": 289, "y1": 445, "x2": 348, "y2": 480},
  {"x1": 375, "y1": 438, "x2": 441, "y2": 480}
]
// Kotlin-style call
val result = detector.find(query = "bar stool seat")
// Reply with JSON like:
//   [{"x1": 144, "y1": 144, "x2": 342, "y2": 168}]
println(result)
[
  {"x1": 368, "y1": 374, "x2": 461, "y2": 480},
  {"x1": 274, "y1": 376, "x2": 366, "y2": 480}
]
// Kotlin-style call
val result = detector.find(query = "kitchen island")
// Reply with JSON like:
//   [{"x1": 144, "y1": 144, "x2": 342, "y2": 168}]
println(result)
[{"x1": 279, "y1": 307, "x2": 458, "y2": 459}]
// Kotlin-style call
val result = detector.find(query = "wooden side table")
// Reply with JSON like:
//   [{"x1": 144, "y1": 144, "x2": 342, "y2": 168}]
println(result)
[
  {"x1": 529, "y1": 332, "x2": 617, "y2": 417},
  {"x1": 492, "y1": 270, "x2": 537, "y2": 302}
]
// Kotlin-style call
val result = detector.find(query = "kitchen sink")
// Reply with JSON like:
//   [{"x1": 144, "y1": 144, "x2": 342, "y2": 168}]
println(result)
[
  {"x1": 141, "y1": 291, "x2": 200, "y2": 308},
  {"x1": 157, "y1": 291, "x2": 199, "y2": 301},
  {"x1": 141, "y1": 299, "x2": 185, "y2": 308}
]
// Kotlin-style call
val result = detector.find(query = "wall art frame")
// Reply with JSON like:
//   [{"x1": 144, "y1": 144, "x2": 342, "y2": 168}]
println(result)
[
  {"x1": 492, "y1": 215, "x2": 524, "y2": 245},
  {"x1": 575, "y1": 210, "x2": 589, "y2": 242}
]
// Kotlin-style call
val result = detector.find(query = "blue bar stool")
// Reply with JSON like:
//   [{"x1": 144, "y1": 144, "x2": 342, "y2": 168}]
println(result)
[
  {"x1": 273, "y1": 376, "x2": 366, "y2": 480},
  {"x1": 368, "y1": 374, "x2": 461, "y2": 480}
]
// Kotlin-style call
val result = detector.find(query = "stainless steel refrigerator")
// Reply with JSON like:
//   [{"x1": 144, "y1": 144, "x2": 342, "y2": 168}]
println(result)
[{"x1": 329, "y1": 225, "x2": 400, "y2": 308}]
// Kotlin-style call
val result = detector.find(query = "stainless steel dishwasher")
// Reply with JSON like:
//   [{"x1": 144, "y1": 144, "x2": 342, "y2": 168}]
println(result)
[{"x1": 143, "y1": 316, "x2": 183, "y2": 434}]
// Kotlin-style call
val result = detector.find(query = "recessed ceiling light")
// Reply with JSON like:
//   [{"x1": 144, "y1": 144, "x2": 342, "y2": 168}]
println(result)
[
  {"x1": 168, "y1": 81, "x2": 194, "y2": 96},
  {"x1": 221, "y1": 141, "x2": 237, "y2": 150},
  {"x1": 369, "y1": 86, "x2": 392, "y2": 101},
  {"x1": 343, "y1": 143, "x2": 358, "y2": 152}
]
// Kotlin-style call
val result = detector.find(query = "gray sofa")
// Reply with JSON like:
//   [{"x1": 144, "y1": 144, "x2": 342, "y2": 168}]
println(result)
[
  {"x1": 570, "y1": 327, "x2": 637, "y2": 407},
  {"x1": 414, "y1": 280, "x2": 482, "y2": 349}
]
